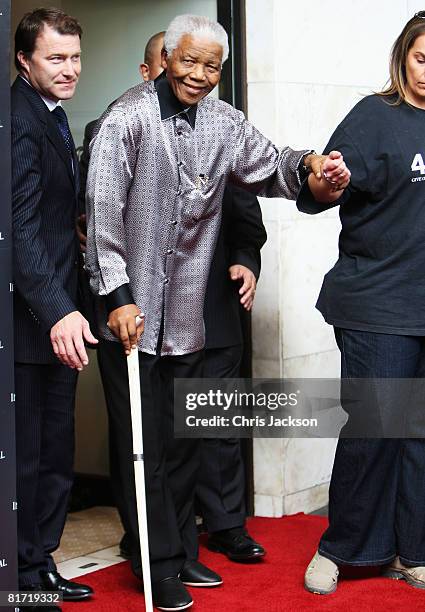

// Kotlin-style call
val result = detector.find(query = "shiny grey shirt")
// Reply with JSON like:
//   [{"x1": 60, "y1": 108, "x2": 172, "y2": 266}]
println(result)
[{"x1": 86, "y1": 76, "x2": 308, "y2": 356}]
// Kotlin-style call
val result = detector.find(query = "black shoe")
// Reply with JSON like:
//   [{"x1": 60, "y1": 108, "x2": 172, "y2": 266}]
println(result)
[
  {"x1": 207, "y1": 527, "x2": 266, "y2": 561},
  {"x1": 152, "y1": 576, "x2": 193, "y2": 611},
  {"x1": 41, "y1": 570, "x2": 93, "y2": 601},
  {"x1": 17, "y1": 583, "x2": 61, "y2": 611},
  {"x1": 180, "y1": 560, "x2": 223, "y2": 587},
  {"x1": 119, "y1": 532, "x2": 132, "y2": 559}
]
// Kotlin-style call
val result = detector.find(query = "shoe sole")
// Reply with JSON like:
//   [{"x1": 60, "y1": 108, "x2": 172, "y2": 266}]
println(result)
[
  {"x1": 155, "y1": 601, "x2": 193, "y2": 611},
  {"x1": 304, "y1": 581, "x2": 337, "y2": 595},
  {"x1": 180, "y1": 580, "x2": 223, "y2": 587},
  {"x1": 383, "y1": 569, "x2": 425, "y2": 589},
  {"x1": 207, "y1": 542, "x2": 265, "y2": 562}
]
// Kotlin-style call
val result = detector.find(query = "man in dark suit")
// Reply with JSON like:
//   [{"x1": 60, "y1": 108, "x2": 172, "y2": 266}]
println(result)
[{"x1": 12, "y1": 9, "x2": 97, "y2": 608}]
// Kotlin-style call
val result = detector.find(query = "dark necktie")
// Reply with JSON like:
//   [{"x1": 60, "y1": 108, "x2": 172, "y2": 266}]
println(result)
[{"x1": 52, "y1": 106, "x2": 74, "y2": 153}]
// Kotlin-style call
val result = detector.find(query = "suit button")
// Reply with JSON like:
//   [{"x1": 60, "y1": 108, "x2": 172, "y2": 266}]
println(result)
[
  {"x1": 166, "y1": 249, "x2": 173, "y2": 255},
  {"x1": 164, "y1": 278, "x2": 169, "y2": 284},
  {"x1": 170, "y1": 220, "x2": 177, "y2": 226}
]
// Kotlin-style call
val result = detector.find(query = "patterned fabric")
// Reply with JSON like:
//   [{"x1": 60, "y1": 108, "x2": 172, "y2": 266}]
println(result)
[
  {"x1": 86, "y1": 79, "x2": 308, "y2": 356},
  {"x1": 51, "y1": 106, "x2": 74, "y2": 154}
]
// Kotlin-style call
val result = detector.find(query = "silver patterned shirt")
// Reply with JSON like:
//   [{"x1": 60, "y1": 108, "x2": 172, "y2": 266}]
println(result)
[{"x1": 85, "y1": 75, "x2": 308, "y2": 356}]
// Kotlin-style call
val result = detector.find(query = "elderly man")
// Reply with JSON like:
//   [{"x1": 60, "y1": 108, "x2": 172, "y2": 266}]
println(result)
[
  {"x1": 138, "y1": 30, "x2": 269, "y2": 563},
  {"x1": 86, "y1": 14, "x2": 350, "y2": 611}
]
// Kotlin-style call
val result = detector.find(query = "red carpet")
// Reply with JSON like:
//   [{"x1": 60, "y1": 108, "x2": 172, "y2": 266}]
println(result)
[{"x1": 62, "y1": 514, "x2": 424, "y2": 611}]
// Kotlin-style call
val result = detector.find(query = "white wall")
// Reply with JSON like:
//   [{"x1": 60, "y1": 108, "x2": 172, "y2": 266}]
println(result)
[{"x1": 247, "y1": 0, "x2": 424, "y2": 516}]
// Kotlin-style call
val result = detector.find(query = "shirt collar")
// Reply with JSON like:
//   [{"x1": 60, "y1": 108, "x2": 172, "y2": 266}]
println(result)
[
  {"x1": 19, "y1": 75, "x2": 62, "y2": 112},
  {"x1": 154, "y1": 71, "x2": 197, "y2": 129}
]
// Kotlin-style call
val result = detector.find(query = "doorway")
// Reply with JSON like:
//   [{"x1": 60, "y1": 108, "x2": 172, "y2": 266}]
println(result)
[{"x1": 10, "y1": 0, "x2": 252, "y2": 514}]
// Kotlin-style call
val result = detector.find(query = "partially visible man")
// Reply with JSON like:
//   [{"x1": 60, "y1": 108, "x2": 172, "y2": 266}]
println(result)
[
  {"x1": 86, "y1": 14, "x2": 350, "y2": 611},
  {"x1": 12, "y1": 9, "x2": 97, "y2": 609},
  {"x1": 139, "y1": 31, "x2": 166, "y2": 81}
]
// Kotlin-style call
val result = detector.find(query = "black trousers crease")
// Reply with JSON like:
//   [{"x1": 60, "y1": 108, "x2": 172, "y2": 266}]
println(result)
[{"x1": 15, "y1": 362, "x2": 77, "y2": 585}]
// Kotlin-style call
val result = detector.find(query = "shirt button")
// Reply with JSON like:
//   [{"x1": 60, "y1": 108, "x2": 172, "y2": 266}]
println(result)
[
  {"x1": 164, "y1": 278, "x2": 169, "y2": 284},
  {"x1": 166, "y1": 249, "x2": 173, "y2": 255},
  {"x1": 178, "y1": 160, "x2": 184, "y2": 167}
]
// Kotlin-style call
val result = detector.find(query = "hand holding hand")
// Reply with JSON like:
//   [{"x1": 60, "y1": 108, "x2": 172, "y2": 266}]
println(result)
[
  {"x1": 321, "y1": 151, "x2": 351, "y2": 191},
  {"x1": 229, "y1": 264, "x2": 257, "y2": 311},
  {"x1": 306, "y1": 150, "x2": 351, "y2": 202},
  {"x1": 50, "y1": 311, "x2": 98, "y2": 370},
  {"x1": 107, "y1": 304, "x2": 144, "y2": 355}
]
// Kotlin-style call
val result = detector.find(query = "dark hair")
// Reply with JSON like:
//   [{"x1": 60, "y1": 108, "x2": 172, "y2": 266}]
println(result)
[
  {"x1": 144, "y1": 31, "x2": 165, "y2": 65},
  {"x1": 379, "y1": 13, "x2": 425, "y2": 104},
  {"x1": 15, "y1": 7, "x2": 82, "y2": 72}
]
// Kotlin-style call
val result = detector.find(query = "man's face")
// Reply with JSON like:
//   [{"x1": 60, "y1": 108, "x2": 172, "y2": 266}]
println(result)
[
  {"x1": 161, "y1": 34, "x2": 222, "y2": 106},
  {"x1": 18, "y1": 24, "x2": 81, "y2": 102}
]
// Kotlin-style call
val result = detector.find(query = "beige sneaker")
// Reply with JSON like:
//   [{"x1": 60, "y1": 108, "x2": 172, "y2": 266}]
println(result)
[
  {"x1": 382, "y1": 556, "x2": 425, "y2": 589},
  {"x1": 304, "y1": 551, "x2": 339, "y2": 595}
]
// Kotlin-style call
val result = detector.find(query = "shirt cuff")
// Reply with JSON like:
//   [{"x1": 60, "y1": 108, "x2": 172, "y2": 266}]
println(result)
[
  {"x1": 105, "y1": 283, "x2": 134, "y2": 314},
  {"x1": 229, "y1": 248, "x2": 260, "y2": 279},
  {"x1": 296, "y1": 178, "x2": 341, "y2": 214},
  {"x1": 296, "y1": 150, "x2": 316, "y2": 185}
]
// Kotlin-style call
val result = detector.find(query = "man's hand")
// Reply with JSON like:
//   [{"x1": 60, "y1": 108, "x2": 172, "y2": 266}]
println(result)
[
  {"x1": 50, "y1": 311, "x2": 98, "y2": 370},
  {"x1": 76, "y1": 214, "x2": 87, "y2": 253},
  {"x1": 306, "y1": 151, "x2": 351, "y2": 202},
  {"x1": 107, "y1": 304, "x2": 144, "y2": 355},
  {"x1": 229, "y1": 264, "x2": 257, "y2": 311}
]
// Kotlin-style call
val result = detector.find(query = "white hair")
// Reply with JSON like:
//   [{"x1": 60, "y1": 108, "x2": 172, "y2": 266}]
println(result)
[{"x1": 164, "y1": 14, "x2": 229, "y2": 64}]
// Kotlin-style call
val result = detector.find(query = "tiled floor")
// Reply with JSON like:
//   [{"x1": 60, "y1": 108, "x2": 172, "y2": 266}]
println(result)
[
  {"x1": 54, "y1": 507, "x2": 126, "y2": 579},
  {"x1": 55, "y1": 504, "x2": 329, "y2": 580}
]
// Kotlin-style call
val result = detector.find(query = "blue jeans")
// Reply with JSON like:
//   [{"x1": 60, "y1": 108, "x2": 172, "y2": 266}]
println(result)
[{"x1": 319, "y1": 328, "x2": 425, "y2": 566}]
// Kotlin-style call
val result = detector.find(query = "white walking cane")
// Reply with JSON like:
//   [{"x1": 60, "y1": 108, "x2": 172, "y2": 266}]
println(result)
[{"x1": 127, "y1": 315, "x2": 153, "y2": 612}]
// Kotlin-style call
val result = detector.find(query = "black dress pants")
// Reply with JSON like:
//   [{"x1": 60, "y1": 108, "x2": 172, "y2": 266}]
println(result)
[
  {"x1": 196, "y1": 345, "x2": 246, "y2": 535},
  {"x1": 97, "y1": 339, "x2": 202, "y2": 581},
  {"x1": 15, "y1": 362, "x2": 77, "y2": 586}
]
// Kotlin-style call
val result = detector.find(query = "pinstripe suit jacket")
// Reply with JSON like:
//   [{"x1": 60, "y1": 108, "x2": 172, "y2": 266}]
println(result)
[{"x1": 11, "y1": 76, "x2": 79, "y2": 364}]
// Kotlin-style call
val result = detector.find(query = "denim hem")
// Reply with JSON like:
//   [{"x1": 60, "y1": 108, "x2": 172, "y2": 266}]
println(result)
[
  {"x1": 399, "y1": 554, "x2": 425, "y2": 567},
  {"x1": 318, "y1": 548, "x2": 396, "y2": 566}
]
